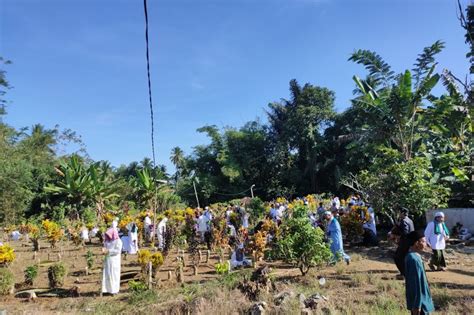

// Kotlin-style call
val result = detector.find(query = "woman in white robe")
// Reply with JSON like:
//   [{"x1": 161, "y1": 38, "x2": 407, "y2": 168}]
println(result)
[
  {"x1": 156, "y1": 218, "x2": 168, "y2": 250},
  {"x1": 81, "y1": 227, "x2": 89, "y2": 243},
  {"x1": 102, "y1": 227, "x2": 123, "y2": 295},
  {"x1": 128, "y1": 223, "x2": 139, "y2": 254}
]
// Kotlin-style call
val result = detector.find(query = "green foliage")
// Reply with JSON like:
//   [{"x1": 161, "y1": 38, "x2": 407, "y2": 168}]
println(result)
[
  {"x1": 48, "y1": 262, "x2": 67, "y2": 288},
  {"x1": 1, "y1": 14, "x2": 473, "y2": 225},
  {"x1": 248, "y1": 197, "x2": 265, "y2": 220},
  {"x1": 273, "y1": 214, "x2": 331, "y2": 275},
  {"x1": 291, "y1": 204, "x2": 309, "y2": 219},
  {"x1": 343, "y1": 156, "x2": 450, "y2": 223},
  {"x1": 24, "y1": 264, "x2": 39, "y2": 285},
  {"x1": 217, "y1": 269, "x2": 252, "y2": 290},
  {"x1": 86, "y1": 250, "x2": 94, "y2": 269},
  {"x1": 0, "y1": 267, "x2": 14, "y2": 295},
  {"x1": 215, "y1": 262, "x2": 230, "y2": 275},
  {"x1": 128, "y1": 280, "x2": 148, "y2": 293},
  {"x1": 128, "y1": 286, "x2": 159, "y2": 306}
]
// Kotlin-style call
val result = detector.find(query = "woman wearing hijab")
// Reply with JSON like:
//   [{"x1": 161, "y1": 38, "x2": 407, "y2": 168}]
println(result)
[
  {"x1": 424, "y1": 212, "x2": 449, "y2": 271},
  {"x1": 102, "y1": 227, "x2": 123, "y2": 295},
  {"x1": 125, "y1": 222, "x2": 139, "y2": 255}
]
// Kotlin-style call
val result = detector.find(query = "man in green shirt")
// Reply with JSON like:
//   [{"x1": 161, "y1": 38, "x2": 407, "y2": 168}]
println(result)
[{"x1": 405, "y1": 230, "x2": 435, "y2": 315}]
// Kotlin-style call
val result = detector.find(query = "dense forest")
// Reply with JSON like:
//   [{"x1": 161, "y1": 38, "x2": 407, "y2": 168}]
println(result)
[{"x1": 0, "y1": 4, "x2": 472, "y2": 226}]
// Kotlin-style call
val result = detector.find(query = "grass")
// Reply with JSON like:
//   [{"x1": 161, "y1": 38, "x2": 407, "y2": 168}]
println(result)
[
  {"x1": 335, "y1": 263, "x2": 346, "y2": 275},
  {"x1": 369, "y1": 293, "x2": 404, "y2": 314},
  {"x1": 128, "y1": 289, "x2": 160, "y2": 306},
  {"x1": 348, "y1": 272, "x2": 365, "y2": 287},
  {"x1": 431, "y1": 285, "x2": 455, "y2": 310},
  {"x1": 375, "y1": 278, "x2": 403, "y2": 294}
]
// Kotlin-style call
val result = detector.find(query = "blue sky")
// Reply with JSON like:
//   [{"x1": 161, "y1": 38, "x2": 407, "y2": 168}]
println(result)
[{"x1": 0, "y1": 0, "x2": 470, "y2": 171}]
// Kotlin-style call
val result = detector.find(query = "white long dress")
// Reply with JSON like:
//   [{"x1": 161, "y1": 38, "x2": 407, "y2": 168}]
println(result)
[
  {"x1": 102, "y1": 238, "x2": 123, "y2": 294},
  {"x1": 156, "y1": 218, "x2": 168, "y2": 249},
  {"x1": 129, "y1": 231, "x2": 138, "y2": 254},
  {"x1": 81, "y1": 228, "x2": 89, "y2": 242}
]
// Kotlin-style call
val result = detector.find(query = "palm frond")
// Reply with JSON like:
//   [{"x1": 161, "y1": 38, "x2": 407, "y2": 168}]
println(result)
[
  {"x1": 412, "y1": 40, "x2": 445, "y2": 87},
  {"x1": 349, "y1": 49, "x2": 395, "y2": 87}
]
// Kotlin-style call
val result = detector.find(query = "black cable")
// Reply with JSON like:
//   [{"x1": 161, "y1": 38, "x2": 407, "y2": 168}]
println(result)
[{"x1": 143, "y1": 0, "x2": 156, "y2": 166}]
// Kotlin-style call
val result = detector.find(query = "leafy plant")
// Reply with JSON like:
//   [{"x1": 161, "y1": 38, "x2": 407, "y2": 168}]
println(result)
[
  {"x1": 48, "y1": 262, "x2": 67, "y2": 288},
  {"x1": 128, "y1": 280, "x2": 148, "y2": 293},
  {"x1": 42, "y1": 219, "x2": 63, "y2": 248},
  {"x1": 340, "y1": 206, "x2": 368, "y2": 242},
  {"x1": 215, "y1": 262, "x2": 230, "y2": 275},
  {"x1": 137, "y1": 250, "x2": 164, "y2": 277},
  {"x1": 0, "y1": 243, "x2": 15, "y2": 266},
  {"x1": 272, "y1": 206, "x2": 331, "y2": 275},
  {"x1": 86, "y1": 249, "x2": 94, "y2": 269},
  {"x1": 24, "y1": 264, "x2": 39, "y2": 286}
]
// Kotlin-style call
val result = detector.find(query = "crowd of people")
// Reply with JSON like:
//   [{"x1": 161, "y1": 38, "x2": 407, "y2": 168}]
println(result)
[{"x1": 2, "y1": 194, "x2": 455, "y2": 314}]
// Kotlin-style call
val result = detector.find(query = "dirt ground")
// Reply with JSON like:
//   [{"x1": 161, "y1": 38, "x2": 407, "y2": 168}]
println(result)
[{"x1": 1, "y1": 237, "x2": 473, "y2": 314}]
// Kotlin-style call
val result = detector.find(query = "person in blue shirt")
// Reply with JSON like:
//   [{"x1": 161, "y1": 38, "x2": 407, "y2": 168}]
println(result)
[
  {"x1": 405, "y1": 230, "x2": 435, "y2": 315},
  {"x1": 324, "y1": 211, "x2": 350, "y2": 265}
]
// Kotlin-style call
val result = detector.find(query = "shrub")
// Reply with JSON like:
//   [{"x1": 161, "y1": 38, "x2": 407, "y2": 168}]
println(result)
[
  {"x1": 86, "y1": 249, "x2": 94, "y2": 269},
  {"x1": 42, "y1": 219, "x2": 64, "y2": 248},
  {"x1": 0, "y1": 268, "x2": 14, "y2": 295},
  {"x1": 340, "y1": 206, "x2": 368, "y2": 242},
  {"x1": 48, "y1": 262, "x2": 67, "y2": 288},
  {"x1": 272, "y1": 205, "x2": 332, "y2": 275},
  {"x1": 215, "y1": 262, "x2": 230, "y2": 275},
  {"x1": 0, "y1": 244, "x2": 15, "y2": 266},
  {"x1": 24, "y1": 265, "x2": 39, "y2": 286},
  {"x1": 128, "y1": 280, "x2": 148, "y2": 293},
  {"x1": 137, "y1": 250, "x2": 164, "y2": 276},
  {"x1": 248, "y1": 197, "x2": 265, "y2": 220}
]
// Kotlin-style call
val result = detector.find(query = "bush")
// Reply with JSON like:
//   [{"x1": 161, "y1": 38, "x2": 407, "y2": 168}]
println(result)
[
  {"x1": 128, "y1": 280, "x2": 148, "y2": 293},
  {"x1": 248, "y1": 197, "x2": 265, "y2": 220},
  {"x1": 272, "y1": 205, "x2": 332, "y2": 275},
  {"x1": 128, "y1": 280, "x2": 159, "y2": 306},
  {"x1": 0, "y1": 244, "x2": 15, "y2": 266},
  {"x1": 137, "y1": 250, "x2": 164, "y2": 277},
  {"x1": 0, "y1": 268, "x2": 14, "y2": 295},
  {"x1": 24, "y1": 265, "x2": 39, "y2": 286},
  {"x1": 86, "y1": 249, "x2": 94, "y2": 269},
  {"x1": 42, "y1": 219, "x2": 64, "y2": 248},
  {"x1": 215, "y1": 262, "x2": 230, "y2": 275},
  {"x1": 48, "y1": 262, "x2": 67, "y2": 288}
]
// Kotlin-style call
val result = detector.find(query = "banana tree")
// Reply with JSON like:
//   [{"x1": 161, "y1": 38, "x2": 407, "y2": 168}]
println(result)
[
  {"x1": 44, "y1": 155, "x2": 91, "y2": 220},
  {"x1": 350, "y1": 41, "x2": 444, "y2": 161},
  {"x1": 87, "y1": 161, "x2": 120, "y2": 219}
]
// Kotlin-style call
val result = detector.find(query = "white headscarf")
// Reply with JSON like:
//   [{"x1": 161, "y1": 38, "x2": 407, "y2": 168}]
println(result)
[{"x1": 434, "y1": 212, "x2": 445, "y2": 218}]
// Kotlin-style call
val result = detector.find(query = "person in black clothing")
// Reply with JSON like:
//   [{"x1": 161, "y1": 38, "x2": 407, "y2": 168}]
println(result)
[{"x1": 393, "y1": 208, "x2": 415, "y2": 278}]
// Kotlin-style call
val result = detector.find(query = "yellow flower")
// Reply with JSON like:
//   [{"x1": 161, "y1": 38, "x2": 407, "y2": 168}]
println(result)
[{"x1": 0, "y1": 244, "x2": 15, "y2": 265}]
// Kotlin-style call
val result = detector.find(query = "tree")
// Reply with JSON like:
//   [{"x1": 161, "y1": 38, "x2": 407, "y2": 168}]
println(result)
[
  {"x1": 266, "y1": 79, "x2": 336, "y2": 194},
  {"x1": 0, "y1": 57, "x2": 12, "y2": 118},
  {"x1": 272, "y1": 205, "x2": 331, "y2": 275},
  {"x1": 170, "y1": 146, "x2": 185, "y2": 186},
  {"x1": 350, "y1": 41, "x2": 444, "y2": 161},
  {"x1": 44, "y1": 155, "x2": 91, "y2": 220},
  {"x1": 87, "y1": 161, "x2": 120, "y2": 218},
  {"x1": 341, "y1": 155, "x2": 450, "y2": 225}
]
